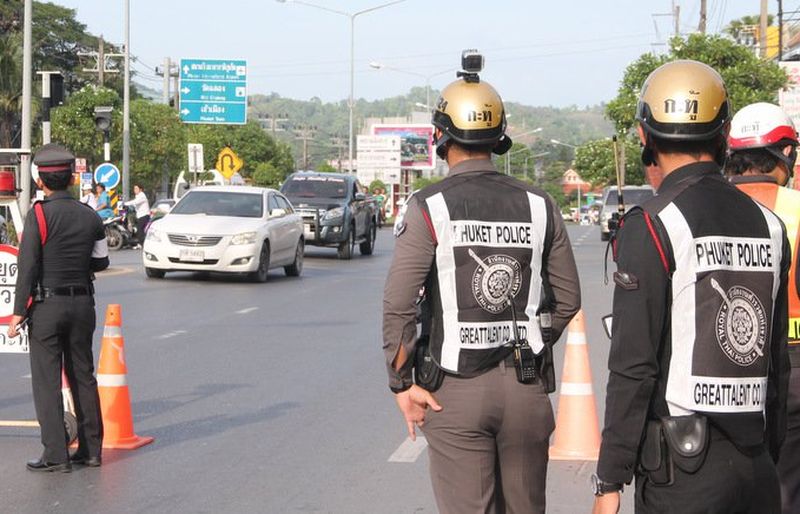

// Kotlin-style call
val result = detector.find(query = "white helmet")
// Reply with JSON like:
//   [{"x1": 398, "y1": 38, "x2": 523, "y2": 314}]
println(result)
[{"x1": 728, "y1": 102, "x2": 798, "y2": 151}]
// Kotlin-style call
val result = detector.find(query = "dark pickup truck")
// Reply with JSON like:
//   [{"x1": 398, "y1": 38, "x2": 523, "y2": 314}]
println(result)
[{"x1": 281, "y1": 172, "x2": 377, "y2": 259}]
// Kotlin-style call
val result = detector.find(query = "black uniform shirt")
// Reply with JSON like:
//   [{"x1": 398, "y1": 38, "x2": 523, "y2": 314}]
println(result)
[
  {"x1": 597, "y1": 162, "x2": 791, "y2": 485},
  {"x1": 14, "y1": 191, "x2": 109, "y2": 316}
]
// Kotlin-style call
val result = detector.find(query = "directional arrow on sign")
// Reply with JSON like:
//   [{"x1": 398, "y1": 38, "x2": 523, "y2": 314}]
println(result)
[
  {"x1": 181, "y1": 108, "x2": 190, "y2": 116},
  {"x1": 181, "y1": 87, "x2": 190, "y2": 95},
  {"x1": 101, "y1": 169, "x2": 116, "y2": 183},
  {"x1": 183, "y1": 64, "x2": 190, "y2": 74}
]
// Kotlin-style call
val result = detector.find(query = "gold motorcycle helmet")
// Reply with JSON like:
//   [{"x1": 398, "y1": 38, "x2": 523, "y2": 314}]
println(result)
[
  {"x1": 432, "y1": 78, "x2": 512, "y2": 159},
  {"x1": 636, "y1": 59, "x2": 730, "y2": 141}
]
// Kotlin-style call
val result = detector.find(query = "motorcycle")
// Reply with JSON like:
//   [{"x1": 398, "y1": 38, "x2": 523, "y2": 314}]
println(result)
[{"x1": 103, "y1": 205, "x2": 137, "y2": 251}]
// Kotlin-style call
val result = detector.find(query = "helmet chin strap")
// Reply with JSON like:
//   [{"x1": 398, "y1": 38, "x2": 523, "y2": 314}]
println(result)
[
  {"x1": 434, "y1": 131, "x2": 450, "y2": 159},
  {"x1": 641, "y1": 134, "x2": 657, "y2": 167},
  {"x1": 764, "y1": 145, "x2": 797, "y2": 179}
]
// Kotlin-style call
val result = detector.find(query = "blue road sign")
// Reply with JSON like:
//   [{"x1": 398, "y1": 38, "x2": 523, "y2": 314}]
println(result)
[
  {"x1": 94, "y1": 162, "x2": 120, "y2": 190},
  {"x1": 179, "y1": 59, "x2": 247, "y2": 125}
]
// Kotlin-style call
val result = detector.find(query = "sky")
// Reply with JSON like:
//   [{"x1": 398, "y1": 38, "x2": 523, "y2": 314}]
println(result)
[{"x1": 53, "y1": 0, "x2": 800, "y2": 108}]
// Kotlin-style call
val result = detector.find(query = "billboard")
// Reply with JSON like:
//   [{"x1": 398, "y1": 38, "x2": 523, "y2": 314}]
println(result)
[
  {"x1": 779, "y1": 61, "x2": 800, "y2": 188},
  {"x1": 372, "y1": 124, "x2": 435, "y2": 170}
]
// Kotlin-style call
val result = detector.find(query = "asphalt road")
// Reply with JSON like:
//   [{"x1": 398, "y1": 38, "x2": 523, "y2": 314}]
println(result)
[{"x1": 0, "y1": 224, "x2": 632, "y2": 514}]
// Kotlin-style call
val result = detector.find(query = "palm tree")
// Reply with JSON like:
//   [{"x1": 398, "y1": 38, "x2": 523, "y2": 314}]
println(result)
[
  {"x1": 725, "y1": 15, "x2": 774, "y2": 44},
  {"x1": 0, "y1": 35, "x2": 22, "y2": 148}
]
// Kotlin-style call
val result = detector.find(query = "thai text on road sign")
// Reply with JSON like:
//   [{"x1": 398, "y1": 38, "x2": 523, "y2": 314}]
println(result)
[
  {"x1": 0, "y1": 245, "x2": 28, "y2": 353},
  {"x1": 180, "y1": 59, "x2": 247, "y2": 125}
]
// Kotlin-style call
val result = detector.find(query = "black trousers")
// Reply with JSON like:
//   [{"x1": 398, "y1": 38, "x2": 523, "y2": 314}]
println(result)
[
  {"x1": 29, "y1": 296, "x2": 103, "y2": 463},
  {"x1": 136, "y1": 215, "x2": 149, "y2": 245},
  {"x1": 635, "y1": 430, "x2": 779, "y2": 514},
  {"x1": 779, "y1": 369, "x2": 800, "y2": 514}
]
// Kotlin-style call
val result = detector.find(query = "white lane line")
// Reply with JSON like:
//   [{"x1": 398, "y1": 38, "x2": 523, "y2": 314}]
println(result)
[
  {"x1": 22, "y1": 374, "x2": 31, "y2": 379},
  {"x1": 236, "y1": 307, "x2": 259, "y2": 315},
  {"x1": 96, "y1": 266, "x2": 136, "y2": 278},
  {"x1": 388, "y1": 436, "x2": 428, "y2": 463},
  {"x1": 156, "y1": 330, "x2": 188, "y2": 340}
]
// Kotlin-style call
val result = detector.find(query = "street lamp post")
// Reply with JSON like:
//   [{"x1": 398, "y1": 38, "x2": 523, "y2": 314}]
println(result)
[
  {"x1": 550, "y1": 140, "x2": 581, "y2": 213},
  {"x1": 277, "y1": 0, "x2": 407, "y2": 174},
  {"x1": 369, "y1": 62, "x2": 454, "y2": 111},
  {"x1": 504, "y1": 127, "x2": 542, "y2": 175}
]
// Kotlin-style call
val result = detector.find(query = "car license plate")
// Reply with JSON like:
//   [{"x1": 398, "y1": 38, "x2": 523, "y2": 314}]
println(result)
[{"x1": 179, "y1": 249, "x2": 204, "y2": 262}]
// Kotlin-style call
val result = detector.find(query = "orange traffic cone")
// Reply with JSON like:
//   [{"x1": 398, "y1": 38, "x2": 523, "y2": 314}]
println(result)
[
  {"x1": 549, "y1": 309, "x2": 601, "y2": 460},
  {"x1": 96, "y1": 304, "x2": 154, "y2": 450}
]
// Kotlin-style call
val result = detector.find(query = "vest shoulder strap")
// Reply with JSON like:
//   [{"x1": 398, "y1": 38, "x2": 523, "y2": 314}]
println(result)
[
  {"x1": 619, "y1": 205, "x2": 672, "y2": 275},
  {"x1": 33, "y1": 202, "x2": 47, "y2": 245}
]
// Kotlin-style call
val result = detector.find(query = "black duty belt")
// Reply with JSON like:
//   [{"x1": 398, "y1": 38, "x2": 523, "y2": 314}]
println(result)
[{"x1": 41, "y1": 286, "x2": 91, "y2": 297}]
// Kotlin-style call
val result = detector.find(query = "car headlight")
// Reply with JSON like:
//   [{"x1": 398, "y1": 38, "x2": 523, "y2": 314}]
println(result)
[
  {"x1": 146, "y1": 229, "x2": 163, "y2": 243},
  {"x1": 230, "y1": 231, "x2": 257, "y2": 245},
  {"x1": 323, "y1": 207, "x2": 344, "y2": 222}
]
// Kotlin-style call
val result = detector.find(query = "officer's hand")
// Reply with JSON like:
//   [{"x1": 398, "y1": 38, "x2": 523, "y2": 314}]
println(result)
[
  {"x1": 7, "y1": 315, "x2": 24, "y2": 338},
  {"x1": 394, "y1": 384, "x2": 442, "y2": 441},
  {"x1": 591, "y1": 492, "x2": 620, "y2": 514}
]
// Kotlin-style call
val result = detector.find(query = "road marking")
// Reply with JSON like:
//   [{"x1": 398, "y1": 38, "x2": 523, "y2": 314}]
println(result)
[
  {"x1": 96, "y1": 266, "x2": 136, "y2": 278},
  {"x1": 236, "y1": 307, "x2": 258, "y2": 314},
  {"x1": 22, "y1": 373, "x2": 31, "y2": 379},
  {"x1": 388, "y1": 436, "x2": 428, "y2": 463},
  {"x1": 157, "y1": 330, "x2": 188, "y2": 340}
]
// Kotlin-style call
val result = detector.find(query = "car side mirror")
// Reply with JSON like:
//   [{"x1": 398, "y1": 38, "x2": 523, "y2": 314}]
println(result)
[
  {"x1": 601, "y1": 315, "x2": 613, "y2": 339},
  {"x1": 354, "y1": 192, "x2": 366, "y2": 201},
  {"x1": 270, "y1": 207, "x2": 286, "y2": 218}
]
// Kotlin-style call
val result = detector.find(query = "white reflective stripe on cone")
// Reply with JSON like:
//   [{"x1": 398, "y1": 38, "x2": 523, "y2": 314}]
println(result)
[
  {"x1": 103, "y1": 326, "x2": 123, "y2": 338},
  {"x1": 559, "y1": 382, "x2": 593, "y2": 396},
  {"x1": 97, "y1": 374, "x2": 127, "y2": 387},
  {"x1": 566, "y1": 331, "x2": 587, "y2": 345}
]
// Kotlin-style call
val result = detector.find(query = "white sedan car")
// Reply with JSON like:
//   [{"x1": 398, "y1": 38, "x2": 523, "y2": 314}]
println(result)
[{"x1": 142, "y1": 186, "x2": 304, "y2": 282}]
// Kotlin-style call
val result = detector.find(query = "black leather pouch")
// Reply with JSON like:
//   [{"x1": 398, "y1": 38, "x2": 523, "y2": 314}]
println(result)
[
  {"x1": 413, "y1": 336, "x2": 444, "y2": 392},
  {"x1": 661, "y1": 414, "x2": 709, "y2": 474},
  {"x1": 639, "y1": 420, "x2": 673, "y2": 485}
]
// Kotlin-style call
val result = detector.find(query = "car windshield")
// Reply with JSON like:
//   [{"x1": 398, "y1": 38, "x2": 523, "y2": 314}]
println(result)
[
  {"x1": 282, "y1": 176, "x2": 347, "y2": 199},
  {"x1": 604, "y1": 189, "x2": 654, "y2": 207},
  {"x1": 171, "y1": 191, "x2": 263, "y2": 218}
]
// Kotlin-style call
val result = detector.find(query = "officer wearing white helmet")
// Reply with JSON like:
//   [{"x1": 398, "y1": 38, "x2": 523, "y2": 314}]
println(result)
[
  {"x1": 593, "y1": 61, "x2": 790, "y2": 514},
  {"x1": 382, "y1": 50, "x2": 580, "y2": 513},
  {"x1": 726, "y1": 102, "x2": 800, "y2": 514}
]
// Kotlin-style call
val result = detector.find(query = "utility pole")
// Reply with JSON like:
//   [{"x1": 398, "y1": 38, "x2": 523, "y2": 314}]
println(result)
[
  {"x1": 294, "y1": 125, "x2": 316, "y2": 170},
  {"x1": 172, "y1": 69, "x2": 180, "y2": 110},
  {"x1": 760, "y1": 0, "x2": 769, "y2": 58},
  {"x1": 37, "y1": 72, "x2": 62, "y2": 145},
  {"x1": 122, "y1": 0, "x2": 130, "y2": 200},
  {"x1": 779, "y1": 0, "x2": 784, "y2": 61},
  {"x1": 20, "y1": 0, "x2": 33, "y2": 217},
  {"x1": 258, "y1": 113, "x2": 289, "y2": 135},
  {"x1": 698, "y1": 0, "x2": 707, "y2": 34},
  {"x1": 331, "y1": 135, "x2": 347, "y2": 171},
  {"x1": 674, "y1": 2, "x2": 680, "y2": 37},
  {"x1": 161, "y1": 57, "x2": 170, "y2": 104},
  {"x1": 79, "y1": 36, "x2": 123, "y2": 86}
]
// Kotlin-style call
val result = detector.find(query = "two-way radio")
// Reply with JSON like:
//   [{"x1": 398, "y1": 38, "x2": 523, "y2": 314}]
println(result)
[{"x1": 506, "y1": 293, "x2": 537, "y2": 384}]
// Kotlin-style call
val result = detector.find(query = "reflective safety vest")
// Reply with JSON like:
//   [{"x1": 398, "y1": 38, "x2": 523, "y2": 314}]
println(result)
[
  {"x1": 734, "y1": 179, "x2": 800, "y2": 344},
  {"x1": 416, "y1": 170, "x2": 554, "y2": 376},
  {"x1": 644, "y1": 170, "x2": 785, "y2": 419}
]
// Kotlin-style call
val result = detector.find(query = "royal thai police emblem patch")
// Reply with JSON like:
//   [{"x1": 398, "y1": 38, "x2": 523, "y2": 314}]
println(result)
[
  {"x1": 469, "y1": 249, "x2": 522, "y2": 314},
  {"x1": 711, "y1": 278, "x2": 767, "y2": 367}
]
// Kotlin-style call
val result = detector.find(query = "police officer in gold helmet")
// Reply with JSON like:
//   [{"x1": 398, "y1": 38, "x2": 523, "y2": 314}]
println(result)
[
  {"x1": 593, "y1": 60, "x2": 790, "y2": 514},
  {"x1": 383, "y1": 51, "x2": 580, "y2": 513}
]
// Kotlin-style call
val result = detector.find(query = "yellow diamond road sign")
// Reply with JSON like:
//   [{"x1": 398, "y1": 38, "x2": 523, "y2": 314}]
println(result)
[{"x1": 216, "y1": 147, "x2": 243, "y2": 179}]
